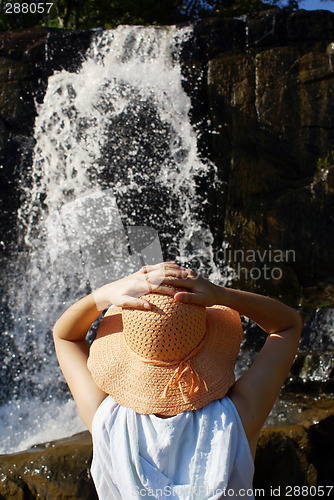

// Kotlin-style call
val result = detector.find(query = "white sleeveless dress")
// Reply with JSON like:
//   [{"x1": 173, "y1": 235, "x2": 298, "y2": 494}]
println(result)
[{"x1": 91, "y1": 396, "x2": 255, "y2": 499}]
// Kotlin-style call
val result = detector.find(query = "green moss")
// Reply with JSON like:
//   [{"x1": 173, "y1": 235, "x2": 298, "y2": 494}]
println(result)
[{"x1": 317, "y1": 152, "x2": 334, "y2": 173}]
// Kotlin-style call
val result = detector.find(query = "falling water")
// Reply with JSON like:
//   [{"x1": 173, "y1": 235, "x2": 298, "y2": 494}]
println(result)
[{"x1": 0, "y1": 25, "x2": 222, "y2": 454}]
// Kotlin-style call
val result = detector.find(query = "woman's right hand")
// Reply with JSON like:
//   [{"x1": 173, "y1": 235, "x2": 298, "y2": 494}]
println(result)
[
  {"x1": 94, "y1": 261, "x2": 189, "y2": 310},
  {"x1": 145, "y1": 266, "x2": 222, "y2": 308}
]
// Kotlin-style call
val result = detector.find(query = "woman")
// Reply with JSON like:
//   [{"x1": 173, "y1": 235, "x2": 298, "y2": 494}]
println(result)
[{"x1": 53, "y1": 261, "x2": 302, "y2": 499}]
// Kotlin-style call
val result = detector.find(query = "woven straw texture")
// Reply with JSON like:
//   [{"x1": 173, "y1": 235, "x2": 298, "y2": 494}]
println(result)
[
  {"x1": 122, "y1": 293, "x2": 206, "y2": 362},
  {"x1": 88, "y1": 293, "x2": 243, "y2": 416}
]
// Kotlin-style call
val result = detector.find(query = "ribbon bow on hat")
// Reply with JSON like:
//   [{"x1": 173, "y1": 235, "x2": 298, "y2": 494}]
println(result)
[{"x1": 161, "y1": 359, "x2": 209, "y2": 403}]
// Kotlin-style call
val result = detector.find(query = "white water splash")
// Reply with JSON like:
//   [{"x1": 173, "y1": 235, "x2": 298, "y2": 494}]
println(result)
[
  {"x1": 0, "y1": 398, "x2": 86, "y2": 454},
  {"x1": 1, "y1": 25, "x2": 223, "y2": 454}
]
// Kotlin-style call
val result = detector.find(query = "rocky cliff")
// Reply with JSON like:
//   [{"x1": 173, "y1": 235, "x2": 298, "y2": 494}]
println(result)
[{"x1": 182, "y1": 9, "x2": 334, "y2": 312}]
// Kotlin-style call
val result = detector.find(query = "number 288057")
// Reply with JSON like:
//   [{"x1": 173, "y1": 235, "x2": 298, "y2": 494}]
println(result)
[{"x1": 4, "y1": 3, "x2": 54, "y2": 14}]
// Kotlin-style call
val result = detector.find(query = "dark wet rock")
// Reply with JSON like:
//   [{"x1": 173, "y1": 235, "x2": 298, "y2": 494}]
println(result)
[
  {"x1": 0, "y1": 29, "x2": 49, "y2": 258},
  {"x1": 205, "y1": 10, "x2": 334, "y2": 310},
  {"x1": 254, "y1": 424, "x2": 318, "y2": 491},
  {"x1": 0, "y1": 432, "x2": 97, "y2": 499},
  {"x1": 186, "y1": 17, "x2": 247, "y2": 62},
  {"x1": 300, "y1": 306, "x2": 334, "y2": 351},
  {"x1": 0, "y1": 399, "x2": 333, "y2": 499},
  {"x1": 247, "y1": 8, "x2": 334, "y2": 48},
  {"x1": 45, "y1": 30, "x2": 94, "y2": 73},
  {"x1": 0, "y1": 28, "x2": 48, "y2": 61},
  {"x1": 309, "y1": 415, "x2": 334, "y2": 486},
  {"x1": 255, "y1": 396, "x2": 334, "y2": 491},
  {"x1": 266, "y1": 393, "x2": 334, "y2": 427},
  {"x1": 285, "y1": 351, "x2": 334, "y2": 394}
]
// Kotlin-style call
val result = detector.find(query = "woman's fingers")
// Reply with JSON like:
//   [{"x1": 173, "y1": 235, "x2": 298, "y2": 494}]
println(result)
[
  {"x1": 147, "y1": 274, "x2": 197, "y2": 289},
  {"x1": 121, "y1": 296, "x2": 152, "y2": 310},
  {"x1": 140, "y1": 262, "x2": 186, "y2": 274},
  {"x1": 174, "y1": 291, "x2": 204, "y2": 305},
  {"x1": 139, "y1": 264, "x2": 190, "y2": 290},
  {"x1": 115, "y1": 263, "x2": 210, "y2": 308},
  {"x1": 147, "y1": 271, "x2": 189, "y2": 283},
  {"x1": 121, "y1": 283, "x2": 178, "y2": 309},
  {"x1": 145, "y1": 283, "x2": 178, "y2": 295}
]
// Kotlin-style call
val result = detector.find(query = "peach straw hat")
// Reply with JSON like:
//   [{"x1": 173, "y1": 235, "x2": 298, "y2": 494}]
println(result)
[{"x1": 87, "y1": 291, "x2": 243, "y2": 416}]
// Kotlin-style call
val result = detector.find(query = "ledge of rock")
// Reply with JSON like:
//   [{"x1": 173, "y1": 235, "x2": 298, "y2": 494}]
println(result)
[
  {"x1": 0, "y1": 432, "x2": 97, "y2": 499},
  {"x1": 0, "y1": 397, "x2": 333, "y2": 499}
]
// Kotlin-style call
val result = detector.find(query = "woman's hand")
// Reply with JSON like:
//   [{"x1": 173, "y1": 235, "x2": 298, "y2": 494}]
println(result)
[
  {"x1": 94, "y1": 261, "x2": 188, "y2": 310},
  {"x1": 146, "y1": 266, "x2": 222, "y2": 308}
]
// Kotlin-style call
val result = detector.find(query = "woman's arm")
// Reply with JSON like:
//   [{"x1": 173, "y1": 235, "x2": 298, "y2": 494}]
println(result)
[
  {"x1": 150, "y1": 267, "x2": 302, "y2": 456},
  {"x1": 210, "y1": 286, "x2": 302, "y2": 455},
  {"x1": 53, "y1": 291, "x2": 110, "y2": 433},
  {"x1": 53, "y1": 262, "x2": 183, "y2": 432}
]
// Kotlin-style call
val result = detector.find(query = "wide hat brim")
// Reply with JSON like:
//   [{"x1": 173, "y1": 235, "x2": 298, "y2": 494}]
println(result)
[{"x1": 88, "y1": 303, "x2": 243, "y2": 416}]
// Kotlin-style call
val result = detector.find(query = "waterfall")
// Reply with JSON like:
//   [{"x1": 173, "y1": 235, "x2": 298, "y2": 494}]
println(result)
[{"x1": 0, "y1": 25, "x2": 222, "y2": 454}]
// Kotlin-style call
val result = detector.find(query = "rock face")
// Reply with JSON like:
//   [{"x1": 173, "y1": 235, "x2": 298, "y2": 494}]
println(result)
[
  {"x1": 178, "y1": 10, "x2": 334, "y2": 393},
  {"x1": 0, "y1": 28, "x2": 92, "y2": 254},
  {"x1": 186, "y1": 9, "x2": 334, "y2": 309},
  {"x1": 0, "y1": 28, "x2": 48, "y2": 256},
  {"x1": 0, "y1": 432, "x2": 97, "y2": 499},
  {"x1": 0, "y1": 399, "x2": 333, "y2": 499}
]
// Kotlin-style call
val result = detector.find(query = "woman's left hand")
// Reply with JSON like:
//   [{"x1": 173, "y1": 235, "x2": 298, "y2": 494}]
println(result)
[{"x1": 94, "y1": 262, "x2": 189, "y2": 310}]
